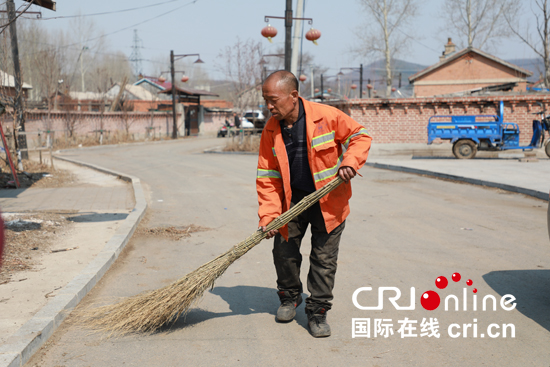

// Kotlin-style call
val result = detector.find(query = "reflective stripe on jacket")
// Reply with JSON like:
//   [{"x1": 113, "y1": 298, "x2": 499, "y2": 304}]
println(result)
[{"x1": 256, "y1": 97, "x2": 372, "y2": 241}]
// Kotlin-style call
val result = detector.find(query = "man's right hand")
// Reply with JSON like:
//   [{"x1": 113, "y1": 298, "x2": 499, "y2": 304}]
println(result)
[{"x1": 261, "y1": 226, "x2": 279, "y2": 239}]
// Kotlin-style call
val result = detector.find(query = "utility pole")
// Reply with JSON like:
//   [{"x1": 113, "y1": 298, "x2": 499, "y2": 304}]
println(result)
[
  {"x1": 170, "y1": 50, "x2": 178, "y2": 139},
  {"x1": 310, "y1": 66, "x2": 314, "y2": 98},
  {"x1": 284, "y1": 0, "x2": 292, "y2": 71},
  {"x1": 290, "y1": 0, "x2": 304, "y2": 76},
  {"x1": 80, "y1": 49, "x2": 85, "y2": 92},
  {"x1": 359, "y1": 64, "x2": 363, "y2": 99},
  {"x1": 320, "y1": 74, "x2": 324, "y2": 100},
  {"x1": 7, "y1": 0, "x2": 28, "y2": 159},
  {"x1": 368, "y1": 79, "x2": 372, "y2": 98}
]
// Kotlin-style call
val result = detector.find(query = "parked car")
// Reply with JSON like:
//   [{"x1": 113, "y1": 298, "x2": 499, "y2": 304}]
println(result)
[
  {"x1": 240, "y1": 117, "x2": 254, "y2": 129},
  {"x1": 244, "y1": 110, "x2": 266, "y2": 129}
]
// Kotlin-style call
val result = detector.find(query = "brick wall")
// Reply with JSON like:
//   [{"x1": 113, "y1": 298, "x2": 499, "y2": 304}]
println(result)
[
  {"x1": 1, "y1": 110, "x2": 178, "y2": 148},
  {"x1": 329, "y1": 94, "x2": 550, "y2": 145}
]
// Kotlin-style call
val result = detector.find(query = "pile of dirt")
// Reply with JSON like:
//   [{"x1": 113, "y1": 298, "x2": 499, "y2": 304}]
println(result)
[
  {"x1": 0, "y1": 159, "x2": 75, "y2": 189},
  {"x1": 0, "y1": 212, "x2": 73, "y2": 284},
  {"x1": 135, "y1": 225, "x2": 209, "y2": 241}
]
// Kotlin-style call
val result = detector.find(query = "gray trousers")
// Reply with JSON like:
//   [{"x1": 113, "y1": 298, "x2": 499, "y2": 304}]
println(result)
[{"x1": 273, "y1": 189, "x2": 345, "y2": 312}]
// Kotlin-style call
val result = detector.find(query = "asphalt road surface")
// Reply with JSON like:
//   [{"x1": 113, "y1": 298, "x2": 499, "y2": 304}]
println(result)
[{"x1": 29, "y1": 138, "x2": 549, "y2": 366}]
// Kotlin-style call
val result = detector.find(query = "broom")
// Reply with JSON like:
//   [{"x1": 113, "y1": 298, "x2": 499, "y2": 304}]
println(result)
[{"x1": 82, "y1": 176, "x2": 344, "y2": 335}]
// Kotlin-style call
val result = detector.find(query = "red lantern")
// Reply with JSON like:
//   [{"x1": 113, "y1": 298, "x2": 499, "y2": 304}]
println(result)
[
  {"x1": 391, "y1": 87, "x2": 396, "y2": 92},
  {"x1": 362, "y1": 90, "x2": 366, "y2": 95},
  {"x1": 261, "y1": 25, "x2": 278, "y2": 43},
  {"x1": 373, "y1": 90, "x2": 377, "y2": 94},
  {"x1": 305, "y1": 28, "x2": 321, "y2": 45},
  {"x1": 350, "y1": 84, "x2": 357, "y2": 90},
  {"x1": 299, "y1": 74, "x2": 307, "y2": 83},
  {"x1": 314, "y1": 88, "x2": 319, "y2": 93},
  {"x1": 158, "y1": 76, "x2": 166, "y2": 83},
  {"x1": 367, "y1": 84, "x2": 373, "y2": 90},
  {"x1": 327, "y1": 88, "x2": 332, "y2": 93},
  {"x1": 181, "y1": 75, "x2": 189, "y2": 83}
]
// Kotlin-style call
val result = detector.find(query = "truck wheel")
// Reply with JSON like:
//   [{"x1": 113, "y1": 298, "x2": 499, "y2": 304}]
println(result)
[
  {"x1": 545, "y1": 141, "x2": 550, "y2": 158},
  {"x1": 453, "y1": 140, "x2": 477, "y2": 159}
]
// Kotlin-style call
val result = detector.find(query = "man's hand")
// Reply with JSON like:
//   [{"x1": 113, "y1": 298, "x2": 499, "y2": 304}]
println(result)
[
  {"x1": 261, "y1": 226, "x2": 279, "y2": 239},
  {"x1": 338, "y1": 166, "x2": 356, "y2": 183}
]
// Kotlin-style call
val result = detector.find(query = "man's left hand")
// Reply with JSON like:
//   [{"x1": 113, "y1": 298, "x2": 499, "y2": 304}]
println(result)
[{"x1": 338, "y1": 166, "x2": 356, "y2": 183}]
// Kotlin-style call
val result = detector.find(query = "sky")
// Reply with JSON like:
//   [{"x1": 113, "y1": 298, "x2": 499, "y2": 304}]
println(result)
[{"x1": 15, "y1": 0, "x2": 539, "y2": 80}]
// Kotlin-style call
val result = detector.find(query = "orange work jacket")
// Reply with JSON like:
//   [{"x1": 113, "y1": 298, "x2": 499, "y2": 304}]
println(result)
[{"x1": 256, "y1": 97, "x2": 372, "y2": 241}]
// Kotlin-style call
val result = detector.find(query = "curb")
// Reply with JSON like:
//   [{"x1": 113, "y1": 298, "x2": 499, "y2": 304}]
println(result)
[
  {"x1": 203, "y1": 146, "x2": 257, "y2": 155},
  {"x1": 366, "y1": 162, "x2": 548, "y2": 201},
  {"x1": 54, "y1": 135, "x2": 203, "y2": 154},
  {"x1": 0, "y1": 156, "x2": 147, "y2": 367}
]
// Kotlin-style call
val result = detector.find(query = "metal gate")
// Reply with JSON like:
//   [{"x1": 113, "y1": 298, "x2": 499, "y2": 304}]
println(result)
[{"x1": 185, "y1": 105, "x2": 199, "y2": 136}]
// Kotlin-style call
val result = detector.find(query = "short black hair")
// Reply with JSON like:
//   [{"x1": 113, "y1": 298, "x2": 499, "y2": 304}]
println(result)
[{"x1": 265, "y1": 70, "x2": 299, "y2": 93}]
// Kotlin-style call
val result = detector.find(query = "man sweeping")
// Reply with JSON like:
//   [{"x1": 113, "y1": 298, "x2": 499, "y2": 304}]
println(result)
[{"x1": 257, "y1": 70, "x2": 372, "y2": 337}]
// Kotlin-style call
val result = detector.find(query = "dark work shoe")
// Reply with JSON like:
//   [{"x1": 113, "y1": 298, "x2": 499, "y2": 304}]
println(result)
[
  {"x1": 306, "y1": 307, "x2": 331, "y2": 337},
  {"x1": 276, "y1": 291, "x2": 302, "y2": 322}
]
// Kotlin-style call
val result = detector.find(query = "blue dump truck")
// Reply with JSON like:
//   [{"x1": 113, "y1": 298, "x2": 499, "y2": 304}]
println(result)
[{"x1": 427, "y1": 101, "x2": 550, "y2": 159}]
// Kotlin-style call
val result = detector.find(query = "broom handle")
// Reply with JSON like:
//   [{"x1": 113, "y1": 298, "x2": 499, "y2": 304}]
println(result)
[
  {"x1": 206, "y1": 176, "x2": 345, "y2": 264},
  {"x1": 263, "y1": 176, "x2": 344, "y2": 234}
]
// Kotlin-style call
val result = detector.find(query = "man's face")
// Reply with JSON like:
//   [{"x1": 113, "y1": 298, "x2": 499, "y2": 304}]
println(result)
[{"x1": 262, "y1": 79, "x2": 298, "y2": 121}]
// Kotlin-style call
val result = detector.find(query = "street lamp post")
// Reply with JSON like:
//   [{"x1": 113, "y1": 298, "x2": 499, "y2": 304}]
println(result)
[
  {"x1": 339, "y1": 64, "x2": 365, "y2": 98},
  {"x1": 168, "y1": 51, "x2": 203, "y2": 139},
  {"x1": 262, "y1": 13, "x2": 316, "y2": 72},
  {"x1": 319, "y1": 74, "x2": 340, "y2": 100}
]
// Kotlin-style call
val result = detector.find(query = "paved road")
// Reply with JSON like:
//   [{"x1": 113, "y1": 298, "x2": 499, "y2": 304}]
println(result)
[{"x1": 29, "y1": 138, "x2": 549, "y2": 366}]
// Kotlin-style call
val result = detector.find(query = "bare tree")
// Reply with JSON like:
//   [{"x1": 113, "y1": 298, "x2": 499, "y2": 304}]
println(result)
[
  {"x1": 90, "y1": 51, "x2": 134, "y2": 94},
  {"x1": 217, "y1": 38, "x2": 264, "y2": 112},
  {"x1": 353, "y1": 0, "x2": 419, "y2": 97},
  {"x1": 63, "y1": 109, "x2": 80, "y2": 138},
  {"x1": 35, "y1": 47, "x2": 63, "y2": 131},
  {"x1": 120, "y1": 107, "x2": 136, "y2": 138},
  {"x1": 442, "y1": 0, "x2": 518, "y2": 50},
  {"x1": 506, "y1": 0, "x2": 550, "y2": 87}
]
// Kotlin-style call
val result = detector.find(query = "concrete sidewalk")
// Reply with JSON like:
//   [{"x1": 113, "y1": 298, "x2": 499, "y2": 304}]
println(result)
[
  {"x1": 0, "y1": 158, "x2": 145, "y2": 367},
  {"x1": 368, "y1": 143, "x2": 550, "y2": 200}
]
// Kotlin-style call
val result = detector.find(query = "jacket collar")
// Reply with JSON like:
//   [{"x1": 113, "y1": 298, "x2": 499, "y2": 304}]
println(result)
[{"x1": 265, "y1": 96, "x2": 323, "y2": 131}]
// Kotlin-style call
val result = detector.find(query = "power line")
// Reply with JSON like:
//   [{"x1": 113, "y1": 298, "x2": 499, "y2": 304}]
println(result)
[
  {"x1": 29, "y1": 0, "x2": 196, "y2": 20},
  {"x1": 60, "y1": 0, "x2": 199, "y2": 50},
  {"x1": 0, "y1": 0, "x2": 34, "y2": 34},
  {"x1": 14, "y1": 0, "x2": 200, "y2": 56}
]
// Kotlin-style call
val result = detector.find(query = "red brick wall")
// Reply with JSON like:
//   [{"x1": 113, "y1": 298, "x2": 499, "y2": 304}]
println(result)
[{"x1": 329, "y1": 95, "x2": 550, "y2": 144}]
